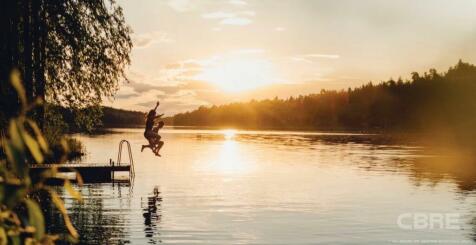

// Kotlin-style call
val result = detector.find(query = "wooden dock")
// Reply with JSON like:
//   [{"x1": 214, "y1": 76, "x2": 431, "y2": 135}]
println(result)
[
  {"x1": 30, "y1": 163, "x2": 131, "y2": 182},
  {"x1": 30, "y1": 139, "x2": 135, "y2": 183}
]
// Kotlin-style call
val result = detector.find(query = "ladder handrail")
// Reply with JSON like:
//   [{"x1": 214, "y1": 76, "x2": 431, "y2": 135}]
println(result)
[{"x1": 117, "y1": 140, "x2": 135, "y2": 177}]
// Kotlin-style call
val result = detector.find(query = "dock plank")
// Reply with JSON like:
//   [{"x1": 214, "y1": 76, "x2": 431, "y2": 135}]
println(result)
[
  {"x1": 31, "y1": 163, "x2": 130, "y2": 171},
  {"x1": 30, "y1": 163, "x2": 131, "y2": 182}
]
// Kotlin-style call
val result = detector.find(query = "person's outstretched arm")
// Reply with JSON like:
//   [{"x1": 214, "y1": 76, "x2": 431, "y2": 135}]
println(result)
[{"x1": 154, "y1": 101, "x2": 160, "y2": 111}]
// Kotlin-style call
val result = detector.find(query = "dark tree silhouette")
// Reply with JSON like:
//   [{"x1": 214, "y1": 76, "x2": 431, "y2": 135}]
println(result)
[{"x1": 0, "y1": 0, "x2": 132, "y2": 128}]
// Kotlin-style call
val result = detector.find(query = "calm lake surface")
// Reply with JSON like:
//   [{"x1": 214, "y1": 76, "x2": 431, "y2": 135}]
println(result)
[{"x1": 53, "y1": 128, "x2": 476, "y2": 244}]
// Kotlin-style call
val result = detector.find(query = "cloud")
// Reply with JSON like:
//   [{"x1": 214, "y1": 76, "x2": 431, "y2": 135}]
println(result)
[
  {"x1": 131, "y1": 88, "x2": 211, "y2": 115},
  {"x1": 202, "y1": 11, "x2": 235, "y2": 19},
  {"x1": 201, "y1": 9, "x2": 255, "y2": 26},
  {"x1": 123, "y1": 70, "x2": 171, "y2": 94},
  {"x1": 290, "y1": 57, "x2": 313, "y2": 63},
  {"x1": 228, "y1": 0, "x2": 247, "y2": 6},
  {"x1": 167, "y1": 0, "x2": 194, "y2": 12},
  {"x1": 113, "y1": 63, "x2": 227, "y2": 114},
  {"x1": 240, "y1": 10, "x2": 255, "y2": 16},
  {"x1": 132, "y1": 32, "x2": 173, "y2": 48},
  {"x1": 291, "y1": 53, "x2": 340, "y2": 63},
  {"x1": 305, "y1": 54, "x2": 340, "y2": 59},
  {"x1": 120, "y1": 60, "x2": 207, "y2": 98},
  {"x1": 161, "y1": 60, "x2": 204, "y2": 82},
  {"x1": 116, "y1": 81, "x2": 207, "y2": 114},
  {"x1": 220, "y1": 17, "x2": 252, "y2": 26},
  {"x1": 128, "y1": 81, "x2": 166, "y2": 93},
  {"x1": 115, "y1": 86, "x2": 138, "y2": 99},
  {"x1": 230, "y1": 49, "x2": 265, "y2": 54}
]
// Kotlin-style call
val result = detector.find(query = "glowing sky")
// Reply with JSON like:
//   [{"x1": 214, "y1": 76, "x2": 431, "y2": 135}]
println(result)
[{"x1": 110, "y1": 0, "x2": 476, "y2": 115}]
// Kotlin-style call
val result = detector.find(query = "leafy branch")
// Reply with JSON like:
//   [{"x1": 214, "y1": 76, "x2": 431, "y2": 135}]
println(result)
[{"x1": 0, "y1": 70, "x2": 82, "y2": 244}]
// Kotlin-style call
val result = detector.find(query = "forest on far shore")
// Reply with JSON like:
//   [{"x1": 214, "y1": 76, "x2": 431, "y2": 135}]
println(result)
[
  {"x1": 48, "y1": 106, "x2": 145, "y2": 132},
  {"x1": 171, "y1": 61, "x2": 476, "y2": 138}
]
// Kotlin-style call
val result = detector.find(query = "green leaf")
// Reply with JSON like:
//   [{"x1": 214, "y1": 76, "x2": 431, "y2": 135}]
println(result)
[
  {"x1": 4, "y1": 185, "x2": 26, "y2": 209},
  {"x1": 22, "y1": 132, "x2": 44, "y2": 164},
  {"x1": 8, "y1": 121, "x2": 24, "y2": 152},
  {"x1": 49, "y1": 191, "x2": 78, "y2": 239},
  {"x1": 9, "y1": 235, "x2": 20, "y2": 245},
  {"x1": 75, "y1": 171, "x2": 84, "y2": 187},
  {"x1": 65, "y1": 234, "x2": 79, "y2": 244},
  {"x1": 0, "y1": 227, "x2": 6, "y2": 245},
  {"x1": 26, "y1": 120, "x2": 49, "y2": 152},
  {"x1": 60, "y1": 138, "x2": 70, "y2": 153},
  {"x1": 64, "y1": 180, "x2": 82, "y2": 202},
  {"x1": 25, "y1": 199, "x2": 45, "y2": 240},
  {"x1": 9, "y1": 69, "x2": 27, "y2": 108},
  {"x1": 0, "y1": 185, "x2": 4, "y2": 204},
  {"x1": 4, "y1": 143, "x2": 27, "y2": 178},
  {"x1": 3, "y1": 142, "x2": 16, "y2": 166}
]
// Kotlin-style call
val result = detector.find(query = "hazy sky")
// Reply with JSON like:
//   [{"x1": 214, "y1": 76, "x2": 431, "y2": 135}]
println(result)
[{"x1": 110, "y1": 0, "x2": 476, "y2": 115}]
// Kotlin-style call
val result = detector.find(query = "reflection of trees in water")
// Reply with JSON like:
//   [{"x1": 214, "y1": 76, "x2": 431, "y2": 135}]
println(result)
[
  {"x1": 405, "y1": 156, "x2": 476, "y2": 192},
  {"x1": 142, "y1": 186, "x2": 162, "y2": 244},
  {"x1": 44, "y1": 183, "x2": 131, "y2": 244}
]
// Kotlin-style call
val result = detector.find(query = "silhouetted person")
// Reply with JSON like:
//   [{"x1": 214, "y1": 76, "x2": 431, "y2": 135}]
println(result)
[{"x1": 141, "y1": 102, "x2": 164, "y2": 156}]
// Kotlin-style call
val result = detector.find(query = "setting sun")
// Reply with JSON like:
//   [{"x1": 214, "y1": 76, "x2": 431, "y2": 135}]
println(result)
[{"x1": 195, "y1": 54, "x2": 278, "y2": 92}]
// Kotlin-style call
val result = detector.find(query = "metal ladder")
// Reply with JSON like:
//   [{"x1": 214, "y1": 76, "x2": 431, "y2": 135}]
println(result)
[{"x1": 117, "y1": 140, "x2": 135, "y2": 178}]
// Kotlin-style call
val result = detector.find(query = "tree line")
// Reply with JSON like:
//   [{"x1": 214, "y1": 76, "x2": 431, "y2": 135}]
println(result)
[
  {"x1": 172, "y1": 61, "x2": 476, "y2": 138},
  {"x1": 48, "y1": 106, "x2": 145, "y2": 132}
]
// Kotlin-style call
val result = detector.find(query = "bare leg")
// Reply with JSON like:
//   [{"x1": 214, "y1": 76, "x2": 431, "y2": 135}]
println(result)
[
  {"x1": 153, "y1": 141, "x2": 164, "y2": 157},
  {"x1": 143, "y1": 134, "x2": 159, "y2": 152},
  {"x1": 152, "y1": 145, "x2": 161, "y2": 157},
  {"x1": 142, "y1": 144, "x2": 156, "y2": 152}
]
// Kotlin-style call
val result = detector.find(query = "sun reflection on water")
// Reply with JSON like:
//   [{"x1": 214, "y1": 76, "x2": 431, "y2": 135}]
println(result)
[
  {"x1": 223, "y1": 129, "x2": 236, "y2": 140},
  {"x1": 201, "y1": 129, "x2": 253, "y2": 174}
]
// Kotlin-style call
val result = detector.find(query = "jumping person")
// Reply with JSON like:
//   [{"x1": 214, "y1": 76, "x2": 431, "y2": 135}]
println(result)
[{"x1": 141, "y1": 101, "x2": 164, "y2": 156}]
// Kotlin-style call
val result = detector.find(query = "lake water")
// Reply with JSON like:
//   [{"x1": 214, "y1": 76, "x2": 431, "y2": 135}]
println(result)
[{"x1": 51, "y1": 128, "x2": 476, "y2": 244}]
